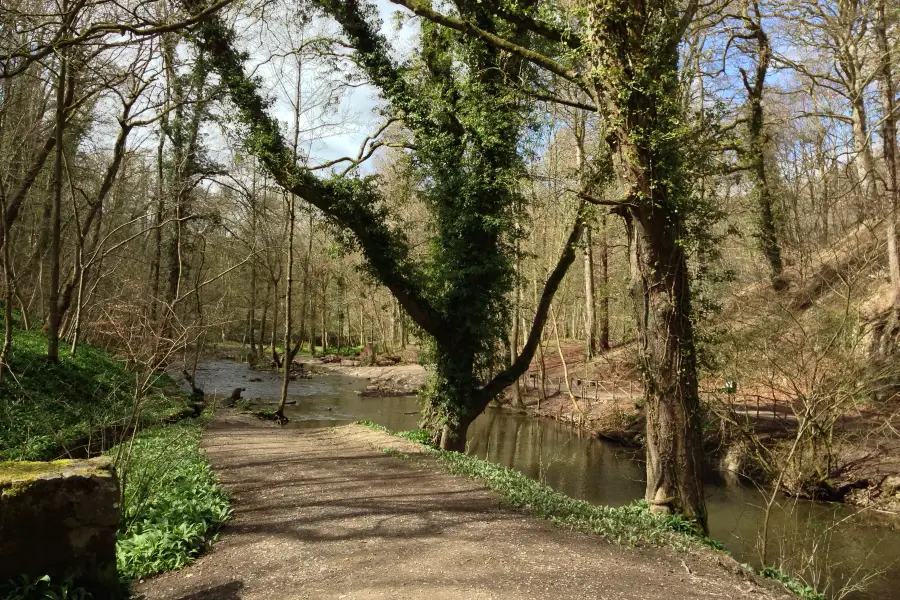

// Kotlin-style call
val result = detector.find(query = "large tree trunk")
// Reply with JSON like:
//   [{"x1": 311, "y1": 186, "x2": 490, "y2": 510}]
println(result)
[
  {"x1": 622, "y1": 203, "x2": 706, "y2": 529},
  {"x1": 579, "y1": 0, "x2": 708, "y2": 530},
  {"x1": 426, "y1": 347, "x2": 478, "y2": 451},
  {"x1": 875, "y1": 0, "x2": 900, "y2": 309}
]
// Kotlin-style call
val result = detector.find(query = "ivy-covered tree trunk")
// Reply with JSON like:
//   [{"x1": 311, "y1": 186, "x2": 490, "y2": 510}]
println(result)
[
  {"x1": 621, "y1": 203, "x2": 705, "y2": 526},
  {"x1": 586, "y1": 0, "x2": 708, "y2": 530},
  {"x1": 740, "y1": 0, "x2": 784, "y2": 288}
]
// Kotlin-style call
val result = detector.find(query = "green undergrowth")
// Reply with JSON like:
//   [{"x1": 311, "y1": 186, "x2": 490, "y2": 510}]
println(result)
[
  {"x1": 0, "y1": 320, "x2": 188, "y2": 461},
  {"x1": 0, "y1": 575, "x2": 92, "y2": 600},
  {"x1": 356, "y1": 420, "x2": 820, "y2": 599},
  {"x1": 114, "y1": 418, "x2": 231, "y2": 580},
  {"x1": 760, "y1": 566, "x2": 825, "y2": 600},
  {"x1": 438, "y1": 447, "x2": 720, "y2": 549}
]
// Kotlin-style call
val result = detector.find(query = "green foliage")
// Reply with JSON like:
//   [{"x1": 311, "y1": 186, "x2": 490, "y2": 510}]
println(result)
[
  {"x1": 114, "y1": 420, "x2": 231, "y2": 580},
  {"x1": 395, "y1": 428, "x2": 432, "y2": 445},
  {"x1": 0, "y1": 575, "x2": 91, "y2": 600},
  {"x1": 0, "y1": 325, "x2": 187, "y2": 461},
  {"x1": 760, "y1": 566, "x2": 825, "y2": 600}
]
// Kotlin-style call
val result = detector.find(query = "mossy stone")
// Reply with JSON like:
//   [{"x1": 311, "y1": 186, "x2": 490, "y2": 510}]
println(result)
[{"x1": 0, "y1": 456, "x2": 120, "y2": 598}]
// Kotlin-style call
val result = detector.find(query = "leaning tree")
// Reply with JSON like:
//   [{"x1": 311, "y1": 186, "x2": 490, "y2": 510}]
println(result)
[{"x1": 182, "y1": 0, "x2": 585, "y2": 449}]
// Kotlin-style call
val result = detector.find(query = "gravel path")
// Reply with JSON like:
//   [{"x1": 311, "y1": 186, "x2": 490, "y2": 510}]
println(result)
[{"x1": 135, "y1": 413, "x2": 788, "y2": 600}]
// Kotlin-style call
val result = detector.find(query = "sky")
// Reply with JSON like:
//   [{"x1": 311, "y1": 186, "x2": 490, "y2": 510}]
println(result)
[{"x1": 255, "y1": 0, "x2": 420, "y2": 173}]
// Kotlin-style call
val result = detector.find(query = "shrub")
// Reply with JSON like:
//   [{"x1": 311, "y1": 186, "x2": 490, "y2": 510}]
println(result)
[{"x1": 114, "y1": 420, "x2": 231, "y2": 579}]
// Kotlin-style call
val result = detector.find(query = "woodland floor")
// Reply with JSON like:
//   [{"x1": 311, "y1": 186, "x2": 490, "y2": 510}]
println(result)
[{"x1": 134, "y1": 411, "x2": 789, "y2": 600}]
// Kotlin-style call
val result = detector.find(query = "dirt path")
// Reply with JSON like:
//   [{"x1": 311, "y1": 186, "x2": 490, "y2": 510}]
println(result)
[{"x1": 136, "y1": 413, "x2": 788, "y2": 600}]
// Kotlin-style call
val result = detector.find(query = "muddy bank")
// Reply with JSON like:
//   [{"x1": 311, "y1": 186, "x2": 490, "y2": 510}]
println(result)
[{"x1": 317, "y1": 361, "x2": 427, "y2": 396}]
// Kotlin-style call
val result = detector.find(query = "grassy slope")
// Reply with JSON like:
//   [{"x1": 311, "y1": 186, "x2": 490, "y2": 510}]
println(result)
[{"x1": 0, "y1": 326, "x2": 188, "y2": 460}]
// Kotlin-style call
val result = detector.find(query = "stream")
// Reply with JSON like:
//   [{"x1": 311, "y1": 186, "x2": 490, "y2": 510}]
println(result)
[{"x1": 192, "y1": 361, "x2": 900, "y2": 599}]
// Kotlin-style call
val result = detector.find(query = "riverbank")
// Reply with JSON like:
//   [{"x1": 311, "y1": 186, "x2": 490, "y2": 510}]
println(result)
[{"x1": 135, "y1": 412, "x2": 791, "y2": 600}]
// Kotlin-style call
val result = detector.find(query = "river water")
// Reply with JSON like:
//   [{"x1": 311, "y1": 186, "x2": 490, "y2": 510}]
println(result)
[{"x1": 193, "y1": 361, "x2": 900, "y2": 599}]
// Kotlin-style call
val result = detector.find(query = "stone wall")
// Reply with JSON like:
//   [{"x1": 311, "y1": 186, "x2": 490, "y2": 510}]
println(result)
[{"x1": 0, "y1": 456, "x2": 120, "y2": 598}]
